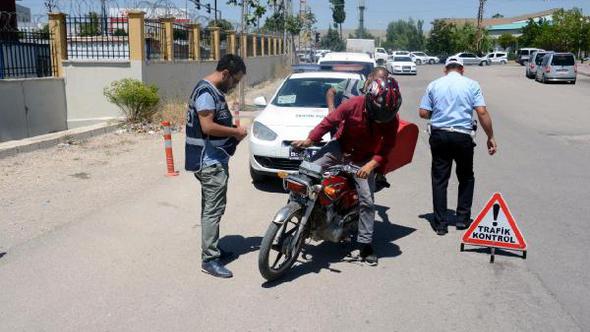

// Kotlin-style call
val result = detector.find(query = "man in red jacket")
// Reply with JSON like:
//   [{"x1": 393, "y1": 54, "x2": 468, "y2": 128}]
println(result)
[{"x1": 292, "y1": 72, "x2": 402, "y2": 266}]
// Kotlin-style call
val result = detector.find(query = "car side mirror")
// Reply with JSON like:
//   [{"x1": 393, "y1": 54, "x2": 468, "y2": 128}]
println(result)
[{"x1": 254, "y1": 96, "x2": 267, "y2": 107}]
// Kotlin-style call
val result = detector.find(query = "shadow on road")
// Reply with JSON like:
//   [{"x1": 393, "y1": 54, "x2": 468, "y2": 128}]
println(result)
[
  {"x1": 461, "y1": 246, "x2": 525, "y2": 260},
  {"x1": 0, "y1": 252, "x2": 5, "y2": 260},
  {"x1": 218, "y1": 235, "x2": 262, "y2": 265},
  {"x1": 252, "y1": 178, "x2": 287, "y2": 194},
  {"x1": 261, "y1": 205, "x2": 416, "y2": 288},
  {"x1": 419, "y1": 210, "x2": 474, "y2": 229}
]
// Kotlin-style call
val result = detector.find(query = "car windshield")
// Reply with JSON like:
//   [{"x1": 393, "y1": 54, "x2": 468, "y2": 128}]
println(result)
[
  {"x1": 271, "y1": 78, "x2": 346, "y2": 108},
  {"x1": 535, "y1": 53, "x2": 547, "y2": 65},
  {"x1": 519, "y1": 50, "x2": 530, "y2": 56},
  {"x1": 552, "y1": 55, "x2": 575, "y2": 66},
  {"x1": 394, "y1": 57, "x2": 412, "y2": 62},
  {"x1": 319, "y1": 61, "x2": 373, "y2": 77}
]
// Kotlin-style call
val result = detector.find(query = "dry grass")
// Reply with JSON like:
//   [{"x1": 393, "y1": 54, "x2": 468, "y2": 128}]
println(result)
[{"x1": 153, "y1": 100, "x2": 187, "y2": 129}]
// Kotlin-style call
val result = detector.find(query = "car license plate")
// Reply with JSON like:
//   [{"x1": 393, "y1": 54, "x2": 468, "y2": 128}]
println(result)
[{"x1": 289, "y1": 147, "x2": 319, "y2": 160}]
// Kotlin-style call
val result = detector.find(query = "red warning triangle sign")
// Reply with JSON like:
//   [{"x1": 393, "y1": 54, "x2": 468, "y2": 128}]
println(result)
[{"x1": 462, "y1": 193, "x2": 527, "y2": 250}]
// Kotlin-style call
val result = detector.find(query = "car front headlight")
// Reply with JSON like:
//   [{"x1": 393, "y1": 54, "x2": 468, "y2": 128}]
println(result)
[{"x1": 253, "y1": 121, "x2": 277, "y2": 141}]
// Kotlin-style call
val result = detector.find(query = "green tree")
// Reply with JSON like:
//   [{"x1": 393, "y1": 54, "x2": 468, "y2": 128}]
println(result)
[
  {"x1": 208, "y1": 19, "x2": 234, "y2": 41},
  {"x1": 426, "y1": 19, "x2": 455, "y2": 55},
  {"x1": 492, "y1": 13, "x2": 504, "y2": 19},
  {"x1": 497, "y1": 33, "x2": 516, "y2": 50},
  {"x1": 319, "y1": 26, "x2": 345, "y2": 51},
  {"x1": 453, "y1": 23, "x2": 477, "y2": 52},
  {"x1": 329, "y1": 0, "x2": 345, "y2": 38}
]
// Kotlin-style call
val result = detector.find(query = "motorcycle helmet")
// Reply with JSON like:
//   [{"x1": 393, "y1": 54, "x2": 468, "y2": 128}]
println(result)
[{"x1": 364, "y1": 76, "x2": 402, "y2": 123}]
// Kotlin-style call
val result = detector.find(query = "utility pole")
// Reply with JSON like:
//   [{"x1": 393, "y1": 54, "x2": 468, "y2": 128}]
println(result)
[
  {"x1": 476, "y1": 0, "x2": 487, "y2": 53},
  {"x1": 358, "y1": 0, "x2": 366, "y2": 39},
  {"x1": 101, "y1": 0, "x2": 108, "y2": 36}
]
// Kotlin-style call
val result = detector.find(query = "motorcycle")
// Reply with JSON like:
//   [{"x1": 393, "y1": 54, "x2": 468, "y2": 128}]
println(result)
[{"x1": 258, "y1": 156, "x2": 362, "y2": 281}]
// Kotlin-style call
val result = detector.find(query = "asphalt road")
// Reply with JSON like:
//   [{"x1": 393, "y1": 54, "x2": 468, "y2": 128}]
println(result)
[{"x1": 0, "y1": 64, "x2": 589, "y2": 331}]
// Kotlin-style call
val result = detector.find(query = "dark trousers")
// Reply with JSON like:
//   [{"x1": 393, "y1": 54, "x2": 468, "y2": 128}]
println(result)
[{"x1": 429, "y1": 130, "x2": 475, "y2": 225}]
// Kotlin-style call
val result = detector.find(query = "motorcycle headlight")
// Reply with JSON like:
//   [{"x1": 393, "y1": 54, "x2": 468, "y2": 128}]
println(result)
[{"x1": 253, "y1": 121, "x2": 277, "y2": 141}]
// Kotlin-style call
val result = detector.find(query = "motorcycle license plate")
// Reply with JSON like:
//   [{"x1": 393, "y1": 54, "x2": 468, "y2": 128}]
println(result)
[{"x1": 289, "y1": 147, "x2": 319, "y2": 160}]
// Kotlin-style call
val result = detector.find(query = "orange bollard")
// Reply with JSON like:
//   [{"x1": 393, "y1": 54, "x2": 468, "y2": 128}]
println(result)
[{"x1": 161, "y1": 121, "x2": 179, "y2": 177}]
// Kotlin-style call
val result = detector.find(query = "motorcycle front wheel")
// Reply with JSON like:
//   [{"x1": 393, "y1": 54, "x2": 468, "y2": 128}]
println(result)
[{"x1": 258, "y1": 205, "x2": 307, "y2": 281}]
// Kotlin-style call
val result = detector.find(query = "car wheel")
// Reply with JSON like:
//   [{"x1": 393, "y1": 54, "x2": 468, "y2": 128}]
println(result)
[
  {"x1": 250, "y1": 166, "x2": 268, "y2": 183},
  {"x1": 377, "y1": 59, "x2": 385, "y2": 66},
  {"x1": 571, "y1": 80, "x2": 576, "y2": 85},
  {"x1": 416, "y1": 59, "x2": 422, "y2": 65},
  {"x1": 501, "y1": 60, "x2": 507, "y2": 65},
  {"x1": 429, "y1": 59, "x2": 435, "y2": 64}
]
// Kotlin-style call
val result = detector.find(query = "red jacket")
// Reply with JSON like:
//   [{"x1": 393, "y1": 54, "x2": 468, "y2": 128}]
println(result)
[{"x1": 308, "y1": 96, "x2": 399, "y2": 167}]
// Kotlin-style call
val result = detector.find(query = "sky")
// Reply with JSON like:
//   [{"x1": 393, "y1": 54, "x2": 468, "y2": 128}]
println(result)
[{"x1": 17, "y1": 0, "x2": 590, "y2": 29}]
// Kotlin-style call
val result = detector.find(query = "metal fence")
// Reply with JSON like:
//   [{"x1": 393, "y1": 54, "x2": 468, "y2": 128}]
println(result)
[
  {"x1": 145, "y1": 19, "x2": 163, "y2": 60},
  {"x1": 199, "y1": 28, "x2": 211, "y2": 61},
  {"x1": 66, "y1": 15, "x2": 129, "y2": 60},
  {"x1": 0, "y1": 29, "x2": 56, "y2": 79},
  {"x1": 173, "y1": 23, "x2": 189, "y2": 60},
  {"x1": 256, "y1": 35, "x2": 263, "y2": 56},
  {"x1": 219, "y1": 30, "x2": 227, "y2": 57}
]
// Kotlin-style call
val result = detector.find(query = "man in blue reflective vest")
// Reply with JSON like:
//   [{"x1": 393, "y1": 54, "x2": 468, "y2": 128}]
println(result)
[{"x1": 185, "y1": 54, "x2": 248, "y2": 278}]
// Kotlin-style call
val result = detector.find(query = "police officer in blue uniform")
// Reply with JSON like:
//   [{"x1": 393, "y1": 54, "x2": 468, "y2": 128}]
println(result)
[
  {"x1": 186, "y1": 54, "x2": 248, "y2": 278},
  {"x1": 418, "y1": 56, "x2": 497, "y2": 235}
]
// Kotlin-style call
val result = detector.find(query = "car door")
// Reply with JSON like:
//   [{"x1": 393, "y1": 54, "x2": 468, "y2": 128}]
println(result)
[{"x1": 460, "y1": 53, "x2": 475, "y2": 65}]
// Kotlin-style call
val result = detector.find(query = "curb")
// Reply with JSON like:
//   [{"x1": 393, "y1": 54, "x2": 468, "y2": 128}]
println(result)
[{"x1": 0, "y1": 122, "x2": 121, "y2": 159}]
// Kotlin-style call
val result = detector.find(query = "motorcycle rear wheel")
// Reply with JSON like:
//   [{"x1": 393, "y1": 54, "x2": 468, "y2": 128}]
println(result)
[{"x1": 258, "y1": 206, "x2": 306, "y2": 281}]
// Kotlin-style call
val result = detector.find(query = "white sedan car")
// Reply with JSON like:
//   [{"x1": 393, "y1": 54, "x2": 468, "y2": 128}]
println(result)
[
  {"x1": 249, "y1": 71, "x2": 363, "y2": 181},
  {"x1": 387, "y1": 55, "x2": 417, "y2": 75}
]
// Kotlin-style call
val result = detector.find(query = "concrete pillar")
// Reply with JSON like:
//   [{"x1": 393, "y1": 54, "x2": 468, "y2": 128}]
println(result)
[
  {"x1": 210, "y1": 26, "x2": 221, "y2": 61},
  {"x1": 190, "y1": 24, "x2": 201, "y2": 61},
  {"x1": 251, "y1": 34, "x2": 258, "y2": 57},
  {"x1": 160, "y1": 17, "x2": 175, "y2": 61},
  {"x1": 260, "y1": 34, "x2": 265, "y2": 56},
  {"x1": 267, "y1": 36, "x2": 272, "y2": 56},
  {"x1": 240, "y1": 33, "x2": 248, "y2": 58},
  {"x1": 227, "y1": 30, "x2": 237, "y2": 55},
  {"x1": 127, "y1": 11, "x2": 145, "y2": 61},
  {"x1": 273, "y1": 37, "x2": 278, "y2": 56},
  {"x1": 48, "y1": 13, "x2": 67, "y2": 77}
]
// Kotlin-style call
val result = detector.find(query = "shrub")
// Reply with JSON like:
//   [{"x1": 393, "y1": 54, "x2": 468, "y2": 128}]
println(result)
[{"x1": 104, "y1": 78, "x2": 160, "y2": 123}]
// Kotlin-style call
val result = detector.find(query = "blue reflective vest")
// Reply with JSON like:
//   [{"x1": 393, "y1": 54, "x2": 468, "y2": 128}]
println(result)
[{"x1": 185, "y1": 80, "x2": 238, "y2": 172}]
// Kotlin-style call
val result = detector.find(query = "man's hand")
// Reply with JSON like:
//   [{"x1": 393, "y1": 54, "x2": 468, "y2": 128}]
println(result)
[
  {"x1": 235, "y1": 126, "x2": 248, "y2": 141},
  {"x1": 487, "y1": 137, "x2": 497, "y2": 155},
  {"x1": 291, "y1": 139, "x2": 313, "y2": 149},
  {"x1": 357, "y1": 160, "x2": 379, "y2": 179}
]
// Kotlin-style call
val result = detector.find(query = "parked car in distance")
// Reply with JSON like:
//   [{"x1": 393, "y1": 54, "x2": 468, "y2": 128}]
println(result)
[
  {"x1": 484, "y1": 52, "x2": 508, "y2": 65},
  {"x1": 249, "y1": 71, "x2": 364, "y2": 181},
  {"x1": 450, "y1": 52, "x2": 490, "y2": 66},
  {"x1": 391, "y1": 50, "x2": 410, "y2": 57},
  {"x1": 526, "y1": 51, "x2": 551, "y2": 79},
  {"x1": 387, "y1": 55, "x2": 417, "y2": 75},
  {"x1": 410, "y1": 52, "x2": 440, "y2": 64},
  {"x1": 535, "y1": 52, "x2": 577, "y2": 84},
  {"x1": 517, "y1": 48, "x2": 544, "y2": 65},
  {"x1": 318, "y1": 52, "x2": 375, "y2": 77}
]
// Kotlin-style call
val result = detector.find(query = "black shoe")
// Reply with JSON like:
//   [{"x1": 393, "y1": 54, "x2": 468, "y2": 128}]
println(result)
[
  {"x1": 431, "y1": 221, "x2": 448, "y2": 236},
  {"x1": 360, "y1": 244, "x2": 378, "y2": 266},
  {"x1": 374, "y1": 173, "x2": 391, "y2": 193},
  {"x1": 455, "y1": 220, "x2": 471, "y2": 230},
  {"x1": 455, "y1": 217, "x2": 472, "y2": 230},
  {"x1": 201, "y1": 259, "x2": 233, "y2": 278}
]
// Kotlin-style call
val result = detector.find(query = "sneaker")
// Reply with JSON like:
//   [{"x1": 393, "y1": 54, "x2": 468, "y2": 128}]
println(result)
[
  {"x1": 360, "y1": 244, "x2": 378, "y2": 266},
  {"x1": 201, "y1": 259, "x2": 233, "y2": 278}
]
